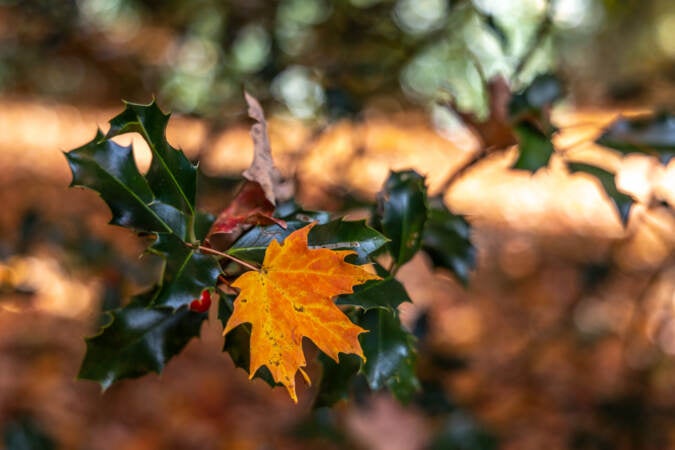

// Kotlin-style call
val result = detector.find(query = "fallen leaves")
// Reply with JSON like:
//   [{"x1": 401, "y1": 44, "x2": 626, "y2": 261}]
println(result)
[{"x1": 223, "y1": 224, "x2": 380, "y2": 402}]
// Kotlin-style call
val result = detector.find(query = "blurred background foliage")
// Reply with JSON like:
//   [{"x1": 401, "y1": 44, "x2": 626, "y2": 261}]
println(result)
[
  {"x1": 3, "y1": 0, "x2": 675, "y2": 123},
  {"x1": 2, "y1": 1, "x2": 675, "y2": 450}
]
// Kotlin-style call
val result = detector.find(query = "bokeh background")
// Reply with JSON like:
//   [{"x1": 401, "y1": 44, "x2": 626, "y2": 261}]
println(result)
[{"x1": 1, "y1": 0, "x2": 675, "y2": 449}]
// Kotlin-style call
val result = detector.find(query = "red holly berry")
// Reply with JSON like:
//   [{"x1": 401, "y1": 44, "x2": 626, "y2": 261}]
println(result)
[{"x1": 189, "y1": 290, "x2": 212, "y2": 313}]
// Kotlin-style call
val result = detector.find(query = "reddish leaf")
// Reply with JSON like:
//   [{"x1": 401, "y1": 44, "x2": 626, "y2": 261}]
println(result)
[{"x1": 206, "y1": 181, "x2": 286, "y2": 250}]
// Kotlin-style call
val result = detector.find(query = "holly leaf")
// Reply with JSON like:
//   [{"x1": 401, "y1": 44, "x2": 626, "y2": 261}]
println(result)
[
  {"x1": 596, "y1": 113, "x2": 675, "y2": 161},
  {"x1": 308, "y1": 219, "x2": 388, "y2": 264},
  {"x1": 78, "y1": 297, "x2": 207, "y2": 390},
  {"x1": 107, "y1": 100, "x2": 197, "y2": 215},
  {"x1": 422, "y1": 197, "x2": 476, "y2": 286},
  {"x1": 314, "y1": 353, "x2": 362, "y2": 408},
  {"x1": 227, "y1": 221, "x2": 307, "y2": 264},
  {"x1": 228, "y1": 218, "x2": 386, "y2": 266},
  {"x1": 207, "y1": 181, "x2": 286, "y2": 250},
  {"x1": 337, "y1": 263, "x2": 411, "y2": 311},
  {"x1": 148, "y1": 234, "x2": 221, "y2": 309},
  {"x1": 376, "y1": 170, "x2": 428, "y2": 269},
  {"x1": 65, "y1": 132, "x2": 187, "y2": 238},
  {"x1": 568, "y1": 162, "x2": 634, "y2": 226},
  {"x1": 223, "y1": 224, "x2": 380, "y2": 402},
  {"x1": 356, "y1": 308, "x2": 420, "y2": 402}
]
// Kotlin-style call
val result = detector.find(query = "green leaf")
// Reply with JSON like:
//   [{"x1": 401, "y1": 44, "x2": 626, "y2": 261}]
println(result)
[
  {"x1": 149, "y1": 234, "x2": 221, "y2": 309},
  {"x1": 512, "y1": 122, "x2": 555, "y2": 171},
  {"x1": 356, "y1": 308, "x2": 420, "y2": 403},
  {"x1": 275, "y1": 200, "x2": 332, "y2": 224},
  {"x1": 194, "y1": 210, "x2": 215, "y2": 241},
  {"x1": 78, "y1": 298, "x2": 207, "y2": 390},
  {"x1": 308, "y1": 219, "x2": 389, "y2": 264},
  {"x1": 228, "y1": 221, "x2": 306, "y2": 264},
  {"x1": 337, "y1": 263, "x2": 411, "y2": 311},
  {"x1": 229, "y1": 219, "x2": 387, "y2": 265},
  {"x1": 422, "y1": 197, "x2": 476, "y2": 286},
  {"x1": 218, "y1": 292, "x2": 277, "y2": 387},
  {"x1": 107, "y1": 101, "x2": 197, "y2": 215},
  {"x1": 376, "y1": 170, "x2": 428, "y2": 268},
  {"x1": 568, "y1": 162, "x2": 634, "y2": 226},
  {"x1": 314, "y1": 353, "x2": 362, "y2": 408},
  {"x1": 65, "y1": 133, "x2": 187, "y2": 237}
]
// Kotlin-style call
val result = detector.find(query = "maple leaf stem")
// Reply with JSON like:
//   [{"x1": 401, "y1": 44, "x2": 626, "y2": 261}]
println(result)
[{"x1": 194, "y1": 245, "x2": 260, "y2": 271}]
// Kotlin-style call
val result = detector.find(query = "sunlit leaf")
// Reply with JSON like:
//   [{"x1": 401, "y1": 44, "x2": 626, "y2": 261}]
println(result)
[{"x1": 224, "y1": 224, "x2": 380, "y2": 402}]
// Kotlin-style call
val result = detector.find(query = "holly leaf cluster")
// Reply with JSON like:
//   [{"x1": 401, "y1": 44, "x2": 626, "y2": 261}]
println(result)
[{"x1": 65, "y1": 96, "x2": 477, "y2": 405}]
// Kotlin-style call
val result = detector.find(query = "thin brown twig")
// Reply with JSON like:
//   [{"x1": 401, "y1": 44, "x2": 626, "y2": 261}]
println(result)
[{"x1": 194, "y1": 245, "x2": 260, "y2": 271}]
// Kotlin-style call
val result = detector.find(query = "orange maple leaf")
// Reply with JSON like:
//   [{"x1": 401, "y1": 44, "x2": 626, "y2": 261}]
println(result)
[{"x1": 224, "y1": 223, "x2": 380, "y2": 402}]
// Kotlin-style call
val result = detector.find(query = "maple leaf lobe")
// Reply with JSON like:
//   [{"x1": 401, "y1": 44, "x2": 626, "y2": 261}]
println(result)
[{"x1": 224, "y1": 224, "x2": 380, "y2": 402}]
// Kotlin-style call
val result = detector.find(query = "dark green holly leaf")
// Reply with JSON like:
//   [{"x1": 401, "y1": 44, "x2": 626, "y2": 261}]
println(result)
[
  {"x1": 422, "y1": 197, "x2": 476, "y2": 286},
  {"x1": 596, "y1": 113, "x2": 675, "y2": 159},
  {"x1": 107, "y1": 101, "x2": 197, "y2": 215},
  {"x1": 509, "y1": 73, "x2": 563, "y2": 122},
  {"x1": 356, "y1": 308, "x2": 420, "y2": 402},
  {"x1": 568, "y1": 162, "x2": 634, "y2": 226},
  {"x1": 308, "y1": 219, "x2": 389, "y2": 264},
  {"x1": 376, "y1": 170, "x2": 427, "y2": 269},
  {"x1": 229, "y1": 219, "x2": 386, "y2": 265},
  {"x1": 228, "y1": 221, "x2": 305, "y2": 264},
  {"x1": 512, "y1": 122, "x2": 555, "y2": 171},
  {"x1": 65, "y1": 132, "x2": 187, "y2": 237},
  {"x1": 194, "y1": 210, "x2": 215, "y2": 241},
  {"x1": 337, "y1": 263, "x2": 410, "y2": 310},
  {"x1": 78, "y1": 298, "x2": 207, "y2": 390},
  {"x1": 314, "y1": 353, "x2": 362, "y2": 408},
  {"x1": 148, "y1": 234, "x2": 221, "y2": 309},
  {"x1": 3, "y1": 417, "x2": 55, "y2": 450},
  {"x1": 275, "y1": 200, "x2": 332, "y2": 224},
  {"x1": 218, "y1": 292, "x2": 276, "y2": 387}
]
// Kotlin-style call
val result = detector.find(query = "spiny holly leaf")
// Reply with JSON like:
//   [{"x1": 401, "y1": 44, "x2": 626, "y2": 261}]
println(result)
[
  {"x1": 107, "y1": 100, "x2": 196, "y2": 215},
  {"x1": 207, "y1": 181, "x2": 286, "y2": 250},
  {"x1": 512, "y1": 122, "x2": 556, "y2": 171},
  {"x1": 356, "y1": 308, "x2": 420, "y2": 402},
  {"x1": 308, "y1": 220, "x2": 388, "y2": 264},
  {"x1": 568, "y1": 162, "x2": 634, "y2": 226},
  {"x1": 217, "y1": 291, "x2": 277, "y2": 387},
  {"x1": 314, "y1": 353, "x2": 362, "y2": 408},
  {"x1": 223, "y1": 224, "x2": 380, "y2": 402},
  {"x1": 596, "y1": 113, "x2": 675, "y2": 158},
  {"x1": 337, "y1": 263, "x2": 411, "y2": 311},
  {"x1": 422, "y1": 197, "x2": 476, "y2": 286},
  {"x1": 227, "y1": 221, "x2": 307, "y2": 264},
  {"x1": 228, "y1": 219, "x2": 386, "y2": 266},
  {"x1": 148, "y1": 234, "x2": 221, "y2": 309},
  {"x1": 65, "y1": 132, "x2": 187, "y2": 237},
  {"x1": 78, "y1": 297, "x2": 207, "y2": 390},
  {"x1": 376, "y1": 170, "x2": 428, "y2": 269}
]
